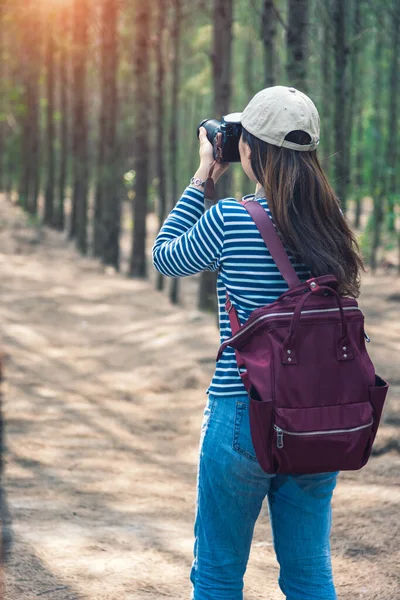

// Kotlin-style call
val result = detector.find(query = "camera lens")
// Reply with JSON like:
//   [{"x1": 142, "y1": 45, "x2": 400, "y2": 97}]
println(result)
[{"x1": 197, "y1": 119, "x2": 221, "y2": 144}]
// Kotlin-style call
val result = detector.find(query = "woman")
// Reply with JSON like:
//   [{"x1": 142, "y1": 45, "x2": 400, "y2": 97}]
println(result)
[{"x1": 152, "y1": 86, "x2": 363, "y2": 600}]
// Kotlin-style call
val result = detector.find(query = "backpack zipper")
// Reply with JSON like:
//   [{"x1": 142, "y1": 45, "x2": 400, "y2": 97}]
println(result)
[
  {"x1": 225, "y1": 306, "x2": 362, "y2": 346},
  {"x1": 273, "y1": 421, "x2": 373, "y2": 450}
]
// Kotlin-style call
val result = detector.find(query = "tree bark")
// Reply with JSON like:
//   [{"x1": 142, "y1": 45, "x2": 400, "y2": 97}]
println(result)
[
  {"x1": 241, "y1": 35, "x2": 256, "y2": 196},
  {"x1": 29, "y1": 5, "x2": 41, "y2": 217},
  {"x1": 320, "y1": 0, "x2": 333, "y2": 176},
  {"x1": 352, "y1": 0, "x2": 365, "y2": 228},
  {"x1": 243, "y1": 36, "x2": 255, "y2": 104},
  {"x1": 2, "y1": 1, "x2": 14, "y2": 200},
  {"x1": 0, "y1": 0, "x2": 5, "y2": 192},
  {"x1": 44, "y1": 10, "x2": 56, "y2": 226},
  {"x1": 101, "y1": 0, "x2": 120, "y2": 269},
  {"x1": 212, "y1": 0, "x2": 233, "y2": 201},
  {"x1": 333, "y1": 0, "x2": 349, "y2": 210},
  {"x1": 19, "y1": 0, "x2": 41, "y2": 215},
  {"x1": 198, "y1": 0, "x2": 233, "y2": 313},
  {"x1": 155, "y1": 0, "x2": 167, "y2": 291},
  {"x1": 18, "y1": 1, "x2": 31, "y2": 210},
  {"x1": 70, "y1": 0, "x2": 89, "y2": 254},
  {"x1": 129, "y1": 0, "x2": 150, "y2": 277},
  {"x1": 212, "y1": 0, "x2": 233, "y2": 136},
  {"x1": 95, "y1": 0, "x2": 120, "y2": 269},
  {"x1": 370, "y1": 21, "x2": 385, "y2": 272},
  {"x1": 354, "y1": 105, "x2": 365, "y2": 229},
  {"x1": 286, "y1": 0, "x2": 309, "y2": 92},
  {"x1": 169, "y1": 0, "x2": 182, "y2": 303},
  {"x1": 261, "y1": 0, "x2": 277, "y2": 88},
  {"x1": 56, "y1": 4, "x2": 70, "y2": 231},
  {"x1": 93, "y1": 3, "x2": 107, "y2": 257},
  {"x1": 343, "y1": 0, "x2": 362, "y2": 215},
  {"x1": 385, "y1": 5, "x2": 399, "y2": 232}
]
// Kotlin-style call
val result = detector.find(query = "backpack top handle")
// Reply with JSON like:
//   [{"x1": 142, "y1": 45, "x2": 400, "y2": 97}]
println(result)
[{"x1": 242, "y1": 199, "x2": 301, "y2": 290}]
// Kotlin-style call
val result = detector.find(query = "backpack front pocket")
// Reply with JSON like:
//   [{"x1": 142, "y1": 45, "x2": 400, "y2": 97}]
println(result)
[{"x1": 273, "y1": 401, "x2": 374, "y2": 474}]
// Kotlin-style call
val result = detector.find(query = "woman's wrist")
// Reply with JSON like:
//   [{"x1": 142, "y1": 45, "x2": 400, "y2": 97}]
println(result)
[
  {"x1": 195, "y1": 162, "x2": 221, "y2": 180},
  {"x1": 189, "y1": 164, "x2": 212, "y2": 192},
  {"x1": 189, "y1": 160, "x2": 227, "y2": 193},
  {"x1": 196, "y1": 163, "x2": 213, "y2": 179}
]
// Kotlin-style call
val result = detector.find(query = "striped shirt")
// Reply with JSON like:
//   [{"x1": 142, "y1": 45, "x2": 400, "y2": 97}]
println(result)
[{"x1": 152, "y1": 185, "x2": 310, "y2": 397}]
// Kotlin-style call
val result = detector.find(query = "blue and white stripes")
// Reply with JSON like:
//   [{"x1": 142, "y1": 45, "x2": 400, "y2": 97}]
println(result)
[{"x1": 152, "y1": 185, "x2": 310, "y2": 397}]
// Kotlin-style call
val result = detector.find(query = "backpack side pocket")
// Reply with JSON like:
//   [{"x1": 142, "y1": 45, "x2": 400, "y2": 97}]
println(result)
[{"x1": 249, "y1": 394, "x2": 276, "y2": 473}]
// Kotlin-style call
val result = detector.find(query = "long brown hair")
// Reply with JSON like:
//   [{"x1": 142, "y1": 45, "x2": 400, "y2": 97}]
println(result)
[{"x1": 241, "y1": 127, "x2": 364, "y2": 298}]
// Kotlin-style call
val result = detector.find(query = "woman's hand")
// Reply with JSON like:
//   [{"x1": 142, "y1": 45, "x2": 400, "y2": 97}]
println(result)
[
  {"x1": 197, "y1": 127, "x2": 230, "y2": 183},
  {"x1": 198, "y1": 126, "x2": 214, "y2": 167}
]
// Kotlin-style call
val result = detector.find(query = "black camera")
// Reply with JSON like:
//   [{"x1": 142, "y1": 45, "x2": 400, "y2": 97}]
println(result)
[{"x1": 197, "y1": 113, "x2": 242, "y2": 163}]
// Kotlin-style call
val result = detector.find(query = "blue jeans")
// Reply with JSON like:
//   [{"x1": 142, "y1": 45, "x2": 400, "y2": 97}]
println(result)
[{"x1": 190, "y1": 394, "x2": 339, "y2": 600}]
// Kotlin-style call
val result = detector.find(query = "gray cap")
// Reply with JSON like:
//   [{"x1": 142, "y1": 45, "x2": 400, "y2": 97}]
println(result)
[{"x1": 239, "y1": 86, "x2": 320, "y2": 152}]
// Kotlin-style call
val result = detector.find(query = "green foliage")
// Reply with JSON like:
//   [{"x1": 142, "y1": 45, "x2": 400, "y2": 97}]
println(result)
[
  {"x1": 358, "y1": 213, "x2": 374, "y2": 260},
  {"x1": 26, "y1": 212, "x2": 41, "y2": 228},
  {"x1": 124, "y1": 170, "x2": 136, "y2": 187},
  {"x1": 0, "y1": 0, "x2": 398, "y2": 269}
]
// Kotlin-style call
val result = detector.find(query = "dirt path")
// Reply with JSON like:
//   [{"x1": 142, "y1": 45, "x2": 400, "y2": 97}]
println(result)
[{"x1": 0, "y1": 197, "x2": 399, "y2": 600}]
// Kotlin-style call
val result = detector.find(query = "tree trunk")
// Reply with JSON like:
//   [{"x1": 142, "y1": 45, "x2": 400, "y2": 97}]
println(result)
[
  {"x1": 155, "y1": 0, "x2": 167, "y2": 292},
  {"x1": 97, "y1": 0, "x2": 120, "y2": 269},
  {"x1": 212, "y1": 0, "x2": 233, "y2": 202},
  {"x1": 2, "y1": 2, "x2": 14, "y2": 200},
  {"x1": 94, "y1": 0, "x2": 120, "y2": 266},
  {"x1": 198, "y1": 0, "x2": 233, "y2": 313},
  {"x1": 169, "y1": 0, "x2": 182, "y2": 303},
  {"x1": 320, "y1": 0, "x2": 333, "y2": 177},
  {"x1": 385, "y1": 6, "x2": 399, "y2": 232},
  {"x1": 333, "y1": 0, "x2": 349, "y2": 210},
  {"x1": 129, "y1": 0, "x2": 150, "y2": 277},
  {"x1": 70, "y1": 0, "x2": 89, "y2": 254},
  {"x1": 354, "y1": 105, "x2": 365, "y2": 229},
  {"x1": 0, "y1": 0, "x2": 5, "y2": 192},
  {"x1": 29, "y1": 3, "x2": 41, "y2": 217},
  {"x1": 243, "y1": 36, "x2": 255, "y2": 105},
  {"x1": 286, "y1": 0, "x2": 309, "y2": 92},
  {"x1": 56, "y1": 5, "x2": 70, "y2": 231},
  {"x1": 370, "y1": 21, "x2": 385, "y2": 272},
  {"x1": 352, "y1": 0, "x2": 365, "y2": 228},
  {"x1": 343, "y1": 0, "x2": 362, "y2": 214},
  {"x1": 19, "y1": 37, "x2": 30, "y2": 210},
  {"x1": 93, "y1": 2, "x2": 107, "y2": 257},
  {"x1": 44, "y1": 11, "x2": 55, "y2": 226},
  {"x1": 19, "y1": 0, "x2": 41, "y2": 215},
  {"x1": 261, "y1": 0, "x2": 277, "y2": 88},
  {"x1": 29, "y1": 5, "x2": 41, "y2": 217},
  {"x1": 241, "y1": 35, "x2": 256, "y2": 196}
]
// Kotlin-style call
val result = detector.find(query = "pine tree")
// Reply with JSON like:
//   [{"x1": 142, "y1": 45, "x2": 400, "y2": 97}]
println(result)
[
  {"x1": 129, "y1": 0, "x2": 150, "y2": 277},
  {"x1": 70, "y1": 0, "x2": 89, "y2": 254}
]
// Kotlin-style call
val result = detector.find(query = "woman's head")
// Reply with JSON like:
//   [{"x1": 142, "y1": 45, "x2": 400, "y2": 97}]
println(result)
[{"x1": 238, "y1": 86, "x2": 363, "y2": 298}]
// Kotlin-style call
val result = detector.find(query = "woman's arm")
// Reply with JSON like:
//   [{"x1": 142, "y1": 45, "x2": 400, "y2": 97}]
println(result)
[
  {"x1": 152, "y1": 126, "x2": 229, "y2": 278},
  {"x1": 152, "y1": 185, "x2": 224, "y2": 277}
]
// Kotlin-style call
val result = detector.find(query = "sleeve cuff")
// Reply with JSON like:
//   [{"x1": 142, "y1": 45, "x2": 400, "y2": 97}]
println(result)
[{"x1": 187, "y1": 185, "x2": 205, "y2": 198}]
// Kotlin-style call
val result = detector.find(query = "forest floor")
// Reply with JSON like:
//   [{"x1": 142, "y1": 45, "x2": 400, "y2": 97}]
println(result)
[{"x1": 0, "y1": 195, "x2": 399, "y2": 600}]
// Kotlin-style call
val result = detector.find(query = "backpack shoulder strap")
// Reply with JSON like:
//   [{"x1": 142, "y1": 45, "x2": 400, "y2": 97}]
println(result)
[{"x1": 243, "y1": 199, "x2": 301, "y2": 290}]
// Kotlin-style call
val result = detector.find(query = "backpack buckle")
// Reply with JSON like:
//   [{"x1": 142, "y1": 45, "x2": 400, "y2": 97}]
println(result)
[{"x1": 307, "y1": 277, "x2": 320, "y2": 292}]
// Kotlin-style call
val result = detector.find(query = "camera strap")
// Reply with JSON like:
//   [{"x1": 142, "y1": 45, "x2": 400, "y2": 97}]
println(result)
[
  {"x1": 204, "y1": 163, "x2": 217, "y2": 209},
  {"x1": 204, "y1": 133, "x2": 223, "y2": 209}
]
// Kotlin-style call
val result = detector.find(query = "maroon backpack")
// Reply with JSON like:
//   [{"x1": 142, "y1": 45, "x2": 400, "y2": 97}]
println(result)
[{"x1": 217, "y1": 200, "x2": 389, "y2": 474}]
